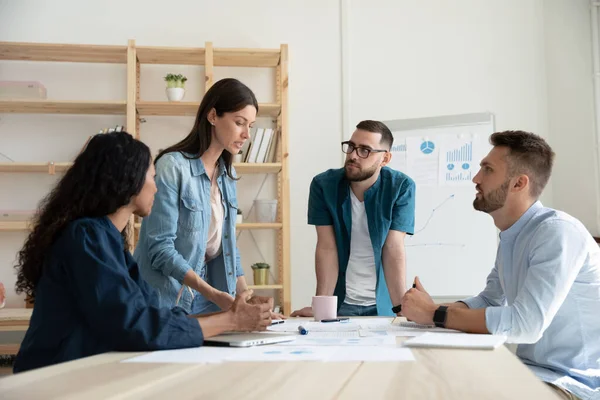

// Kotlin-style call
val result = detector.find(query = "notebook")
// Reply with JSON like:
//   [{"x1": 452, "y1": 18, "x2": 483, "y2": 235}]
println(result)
[{"x1": 403, "y1": 332, "x2": 507, "y2": 350}]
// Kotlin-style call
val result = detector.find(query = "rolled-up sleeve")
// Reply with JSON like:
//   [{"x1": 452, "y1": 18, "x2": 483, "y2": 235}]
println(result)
[
  {"x1": 308, "y1": 177, "x2": 333, "y2": 226},
  {"x1": 145, "y1": 155, "x2": 191, "y2": 284},
  {"x1": 462, "y1": 254, "x2": 506, "y2": 309},
  {"x1": 390, "y1": 178, "x2": 416, "y2": 234},
  {"x1": 67, "y1": 224, "x2": 203, "y2": 350},
  {"x1": 484, "y1": 221, "x2": 586, "y2": 343}
]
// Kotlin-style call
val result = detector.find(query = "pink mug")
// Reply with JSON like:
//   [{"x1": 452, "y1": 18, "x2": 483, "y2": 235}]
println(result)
[{"x1": 312, "y1": 296, "x2": 337, "y2": 321}]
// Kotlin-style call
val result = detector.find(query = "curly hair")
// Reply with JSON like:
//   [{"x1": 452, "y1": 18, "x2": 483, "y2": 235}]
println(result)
[{"x1": 14, "y1": 131, "x2": 152, "y2": 300}]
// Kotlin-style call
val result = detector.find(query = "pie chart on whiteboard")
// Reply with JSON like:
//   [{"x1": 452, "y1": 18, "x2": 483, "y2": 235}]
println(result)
[{"x1": 420, "y1": 140, "x2": 435, "y2": 154}]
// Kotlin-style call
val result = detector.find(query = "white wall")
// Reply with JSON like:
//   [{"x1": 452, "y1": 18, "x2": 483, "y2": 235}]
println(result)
[
  {"x1": 1, "y1": 0, "x2": 598, "y2": 309},
  {"x1": 543, "y1": 0, "x2": 600, "y2": 236}
]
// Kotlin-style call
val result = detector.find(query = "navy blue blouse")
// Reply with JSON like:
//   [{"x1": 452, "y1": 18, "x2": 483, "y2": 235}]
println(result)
[{"x1": 14, "y1": 216, "x2": 203, "y2": 373}]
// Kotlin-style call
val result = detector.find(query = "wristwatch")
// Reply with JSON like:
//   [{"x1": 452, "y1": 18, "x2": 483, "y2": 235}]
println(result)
[
  {"x1": 391, "y1": 304, "x2": 402, "y2": 314},
  {"x1": 433, "y1": 305, "x2": 448, "y2": 328}
]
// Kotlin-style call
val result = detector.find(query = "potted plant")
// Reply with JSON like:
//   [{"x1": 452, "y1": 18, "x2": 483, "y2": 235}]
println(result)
[
  {"x1": 251, "y1": 262, "x2": 270, "y2": 286},
  {"x1": 164, "y1": 73, "x2": 187, "y2": 102},
  {"x1": 236, "y1": 208, "x2": 243, "y2": 224}
]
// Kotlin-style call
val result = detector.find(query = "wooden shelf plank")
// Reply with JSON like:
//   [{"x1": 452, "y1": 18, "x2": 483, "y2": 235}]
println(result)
[
  {"x1": 0, "y1": 162, "x2": 72, "y2": 173},
  {"x1": 135, "y1": 46, "x2": 280, "y2": 67},
  {"x1": 0, "y1": 162, "x2": 281, "y2": 174},
  {"x1": 0, "y1": 100, "x2": 127, "y2": 115},
  {"x1": 236, "y1": 223, "x2": 282, "y2": 230},
  {"x1": 247, "y1": 285, "x2": 283, "y2": 290},
  {"x1": 0, "y1": 221, "x2": 30, "y2": 231},
  {"x1": 136, "y1": 46, "x2": 205, "y2": 65},
  {"x1": 0, "y1": 42, "x2": 127, "y2": 63},
  {"x1": 234, "y1": 163, "x2": 282, "y2": 174},
  {"x1": 136, "y1": 101, "x2": 280, "y2": 118},
  {"x1": 214, "y1": 48, "x2": 280, "y2": 67}
]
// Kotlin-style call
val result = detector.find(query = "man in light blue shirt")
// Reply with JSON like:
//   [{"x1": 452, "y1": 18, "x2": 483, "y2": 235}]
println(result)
[{"x1": 401, "y1": 130, "x2": 600, "y2": 400}]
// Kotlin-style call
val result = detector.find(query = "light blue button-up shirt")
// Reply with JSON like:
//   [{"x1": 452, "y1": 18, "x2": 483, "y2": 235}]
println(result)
[
  {"x1": 134, "y1": 152, "x2": 243, "y2": 314},
  {"x1": 463, "y1": 201, "x2": 600, "y2": 399}
]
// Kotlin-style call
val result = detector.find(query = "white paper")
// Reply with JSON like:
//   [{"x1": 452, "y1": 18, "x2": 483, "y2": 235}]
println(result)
[
  {"x1": 438, "y1": 135, "x2": 479, "y2": 186},
  {"x1": 388, "y1": 139, "x2": 407, "y2": 173},
  {"x1": 122, "y1": 346, "x2": 236, "y2": 364},
  {"x1": 277, "y1": 336, "x2": 397, "y2": 347},
  {"x1": 349, "y1": 318, "x2": 394, "y2": 328},
  {"x1": 362, "y1": 322, "x2": 460, "y2": 334},
  {"x1": 300, "y1": 331, "x2": 359, "y2": 338},
  {"x1": 359, "y1": 329, "x2": 424, "y2": 338},
  {"x1": 406, "y1": 136, "x2": 439, "y2": 185},
  {"x1": 403, "y1": 332, "x2": 507, "y2": 350},
  {"x1": 223, "y1": 346, "x2": 337, "y2": 362},
  {"x1": 267, "y1": 321, "x2": 359, "y2": 333}
]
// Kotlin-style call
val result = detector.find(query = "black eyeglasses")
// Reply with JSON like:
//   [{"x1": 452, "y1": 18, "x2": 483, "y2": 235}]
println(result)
[{"x1": 341, "y1": 141, "x2": 387, "y2": 159}]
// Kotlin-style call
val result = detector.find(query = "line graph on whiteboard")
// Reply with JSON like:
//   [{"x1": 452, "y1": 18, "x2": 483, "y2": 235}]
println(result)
[{"x1": 406, "y1": 194, "x2": 466, "y2": 248}]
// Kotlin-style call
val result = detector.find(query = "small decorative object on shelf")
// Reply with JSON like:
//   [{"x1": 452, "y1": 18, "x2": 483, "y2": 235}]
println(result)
[
  {"x1": 0, "y1": 282, "x2": 5, "y2": 308},
  {"x1": 164, "y1": 73, "x2": 187, "y2": 102},
  {"x1": 251, "y1": 262, "x2": 270, "y2": 286},
  {"x1": 236, "y1": 209, "x2": 243, "y2": 224}
]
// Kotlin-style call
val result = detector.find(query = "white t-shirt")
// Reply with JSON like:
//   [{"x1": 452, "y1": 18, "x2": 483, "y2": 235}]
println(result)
[{"x1": 344, "y1": 190, "x2": 377, "y2": 306}]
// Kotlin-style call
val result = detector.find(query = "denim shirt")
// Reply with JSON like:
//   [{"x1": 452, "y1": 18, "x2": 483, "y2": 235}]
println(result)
[
  {"x1": 307, "y1": 167, "x2": 416, "y2": 316},
  {"x1": 463, "y1": 202, "x2": 600, "y2": 399},
  {"x1": 134, "y1": 152, "x2": 243, "y2": 313}
]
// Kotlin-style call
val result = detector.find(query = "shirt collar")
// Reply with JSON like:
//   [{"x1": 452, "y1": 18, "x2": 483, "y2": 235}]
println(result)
[
  {"x1": 499, "y1": 201, "x2": 543, "y2": 241},
  {"x1": 190, "y1": 155, "x2": 227, "y2": 178}
]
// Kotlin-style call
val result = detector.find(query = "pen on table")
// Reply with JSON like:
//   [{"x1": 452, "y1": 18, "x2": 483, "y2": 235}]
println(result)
[
  {"x1": 297, "y1": 325, "x2": 308, "y2": 335},
  {"x1": 270, "y1": 320, "x2": 284, "y2": 325},
  {"x1": 320, "y1": 317, "x2": 349, "y2": 323}
]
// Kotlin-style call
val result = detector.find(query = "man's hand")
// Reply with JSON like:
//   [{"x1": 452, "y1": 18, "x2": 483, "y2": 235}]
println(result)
[
  {"x1": 231, "y1": 290, "x2": 272, "y2": 331},
  {"x1": 290, "y1": 306, "x2": 313, "y2": 317},
  {"x1": 247, "y1": 295, "x2": 286, "y2": 319},
  {"x1": 400, "y1": 276, "x2": 437, "y2": 325}
]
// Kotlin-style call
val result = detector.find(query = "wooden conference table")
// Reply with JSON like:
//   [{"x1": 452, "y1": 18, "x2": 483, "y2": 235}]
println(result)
[{"x1": 0, "y1": 316, "x2": 560, "y2": 399}]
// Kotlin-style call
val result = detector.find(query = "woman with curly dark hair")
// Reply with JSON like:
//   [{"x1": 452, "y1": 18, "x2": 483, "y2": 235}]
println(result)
[{"x1": 13, "y1": 131, "x2": 271, "y2": 373}]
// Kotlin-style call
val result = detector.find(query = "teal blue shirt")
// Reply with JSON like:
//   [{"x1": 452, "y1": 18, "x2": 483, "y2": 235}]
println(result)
[{"x1": 308, "y1": 167, "x2": 416, "y2": 316}]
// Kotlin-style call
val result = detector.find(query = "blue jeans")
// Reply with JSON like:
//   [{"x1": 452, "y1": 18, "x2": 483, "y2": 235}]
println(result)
[{"x1": 338, "y1": 302, "x2": 378, "y2": 317}]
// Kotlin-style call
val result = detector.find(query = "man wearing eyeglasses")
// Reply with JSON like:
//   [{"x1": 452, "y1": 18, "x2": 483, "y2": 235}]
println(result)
[{"x1": 291, "y1": 120, "x2": 415, "y2": 317}]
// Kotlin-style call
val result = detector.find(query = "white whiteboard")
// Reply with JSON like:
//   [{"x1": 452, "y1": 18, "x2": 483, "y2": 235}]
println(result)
[{"x1": 384, "y1": 113, "x2": 499, "y2": 298}]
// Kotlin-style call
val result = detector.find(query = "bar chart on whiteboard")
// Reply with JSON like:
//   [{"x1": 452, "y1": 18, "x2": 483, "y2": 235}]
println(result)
[{"x1": 439, "y1": 136, "x2": 478, "y2": 185}]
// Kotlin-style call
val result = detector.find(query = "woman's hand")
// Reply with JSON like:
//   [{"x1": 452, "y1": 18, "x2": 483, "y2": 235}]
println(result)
[{"x1": 209, "y1": 289, "x2": 235, "y2": 311}]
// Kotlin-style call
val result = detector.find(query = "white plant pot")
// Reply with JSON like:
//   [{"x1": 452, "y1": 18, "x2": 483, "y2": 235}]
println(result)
[{"x1": 166, "y1": 87, "x2": 185, "y2": 102}]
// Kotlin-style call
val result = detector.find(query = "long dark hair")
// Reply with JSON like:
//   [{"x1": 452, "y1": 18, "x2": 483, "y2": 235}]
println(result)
[
  {"x1": 155, "y1": 78, "x2": 258, "y2": 179},
  {"x1": 14, "y1": 131, "x2": 152, "y2": 300}
]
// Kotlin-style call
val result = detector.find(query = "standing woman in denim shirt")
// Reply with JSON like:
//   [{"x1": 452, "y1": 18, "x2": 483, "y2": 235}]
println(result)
[{"x1": 135, "y1": 78, "x2": 258, "y2": 314}]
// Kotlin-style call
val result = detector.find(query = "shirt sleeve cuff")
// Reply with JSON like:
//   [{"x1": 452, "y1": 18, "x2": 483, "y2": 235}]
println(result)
[
  {"x1": 461, "y1": 296, "x2": 489, "y2": 310},
  {"x1": 389, "y1": 223, "x2": 414, "y2": 234},
  {"x1": 484, "y1": 306, "x2": 508, "y2": 335},
  {"x1": 164, "y1": 261, "x2": 191, "y2": 284},
  {"x1": 308, "y1": 216, "x2": 333, "y2": 226}
]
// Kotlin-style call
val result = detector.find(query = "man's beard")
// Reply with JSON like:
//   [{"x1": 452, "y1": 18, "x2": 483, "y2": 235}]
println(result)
[
  {"x1": 344, "y1": 160, "x2": 377, "y2": 182},
  {"x1": 473, "y1": 180, "x2": 510, "y2": 213}
]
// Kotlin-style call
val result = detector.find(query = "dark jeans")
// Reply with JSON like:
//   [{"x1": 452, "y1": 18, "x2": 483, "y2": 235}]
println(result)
[{"x1": 338, "y1": 302, "x2": 378, "y2": 317}]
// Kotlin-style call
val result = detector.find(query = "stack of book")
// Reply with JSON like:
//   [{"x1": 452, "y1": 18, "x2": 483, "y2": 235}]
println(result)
[{"x1": 239, "y1": 127, "x2": 279, "y2": 163}]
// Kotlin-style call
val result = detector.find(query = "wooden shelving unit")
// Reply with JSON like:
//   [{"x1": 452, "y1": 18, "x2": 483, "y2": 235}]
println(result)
[{"x1": 0, "y1": 40, "x2": 291, "y2": 314}]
